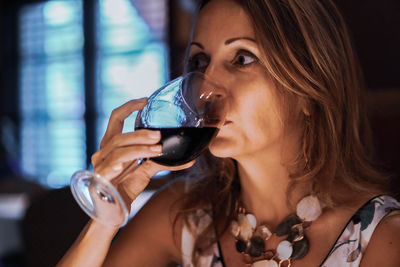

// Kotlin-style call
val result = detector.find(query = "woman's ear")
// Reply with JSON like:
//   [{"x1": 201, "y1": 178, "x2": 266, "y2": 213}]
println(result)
[
  {"x1": 300, "y1": 97, "x2": 311, "y2": 116},
  {"x1": 302, "y1": 107, "x2": 310, "y2": 116}
]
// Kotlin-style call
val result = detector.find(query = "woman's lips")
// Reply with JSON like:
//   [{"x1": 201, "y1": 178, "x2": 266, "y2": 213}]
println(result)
[{"x1": 223, "y1": 120, "x2": 232, "y2": 126}]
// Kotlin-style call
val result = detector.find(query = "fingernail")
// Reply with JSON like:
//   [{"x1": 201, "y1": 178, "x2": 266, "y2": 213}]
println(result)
[
  {"x1": 149, "y1": 131, "x2": 161, "y2": 139},
  {"x1": 137, "y1": 97, "x2": 147, "y2": 102},
  {"x1": 113, "y1": 164, "x2": 123, "y2": 171},
  {"x1": 150, "y1": 145, "x2": 162, "y2": 153}
]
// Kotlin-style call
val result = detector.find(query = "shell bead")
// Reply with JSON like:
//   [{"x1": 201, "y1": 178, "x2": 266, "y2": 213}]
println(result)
[
  {"x1": 235, "y1": 239, "x2": 247, "y2": 253},
  {"x1": 275, "y1": 214, "x2": 302, "y2": 236},
  {"x1": 238, "y1": 213, "x2": 253, "y2": 241},
  {"x1": 231, "y1": 220, "x2": 240, "y2": 237},
  {"x1": 232, "y1": 195, "x2": 322, "y2": 265},
  {"x1": 296, "y1": 195, "x2": 322, "y2": 222},
  {"x1": 248, "y1": 236, "x2": 265, "y2": 257},
  {"x1": 246, "y1": 213, "x2": 257, "y2": 229},
  {"x1": 291, "y1": 236, "x2": 309, "y2": 260},
  {"x1": 255, "y1": 225, "x2": 272, "y2": 240},
  {"x1": 288, "y1": 223, "x2": 304, "y2": 242},
  {"x1": 251, "y1": 259, "x2": 279, "y2": 267},
  {"x1": 276, "y1": 240, "x2": 293, "y2": 260}
]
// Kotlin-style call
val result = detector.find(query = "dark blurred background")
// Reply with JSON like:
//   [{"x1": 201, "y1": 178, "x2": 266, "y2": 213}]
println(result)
[{"x1": 0, "y1": 0, "x2": 399, "y2": 266}]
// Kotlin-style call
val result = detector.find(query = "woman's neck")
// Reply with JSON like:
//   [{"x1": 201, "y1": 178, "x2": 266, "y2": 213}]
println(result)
[{"x1": 235, "y1": 149, "x2": 309, "y2": 229}]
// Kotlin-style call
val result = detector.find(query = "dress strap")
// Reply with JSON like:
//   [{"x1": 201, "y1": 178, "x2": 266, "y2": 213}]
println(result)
[{"x1": 321, "y1": 195, "x2": 400, "y2": 266}]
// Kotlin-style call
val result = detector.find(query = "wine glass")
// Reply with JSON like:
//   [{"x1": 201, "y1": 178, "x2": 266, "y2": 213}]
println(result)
[{"x1": 70, "y1": 72, "x2": 226, "y2": 227}]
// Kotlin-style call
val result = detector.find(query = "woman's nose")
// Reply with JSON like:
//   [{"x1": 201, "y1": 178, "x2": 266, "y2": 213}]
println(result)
[
  {"x1": 204, "y1": 63, "x2": 221, "y2": 84},
  {"x1": 192, "y1": 74, "x2": 226, "y2": 102},
  {"x1": 203, "y1": 64, "x2": 228, "y2": 96}
]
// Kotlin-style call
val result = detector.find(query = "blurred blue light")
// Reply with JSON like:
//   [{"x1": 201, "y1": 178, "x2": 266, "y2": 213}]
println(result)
[
  {"x1": 43, "y1": 1, "x2": 78, "y2": 26},
  {"x1": 19, "y1": 0, "x2": 168, "y2": 188}
]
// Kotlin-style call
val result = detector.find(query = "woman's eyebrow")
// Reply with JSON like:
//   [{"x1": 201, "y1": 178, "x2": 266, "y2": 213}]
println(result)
[
  {"x1": 225, "y1": 37, "x2": 256, "y2": 45},
  {"x1": 190, "y1": 37, "x2": 256, "y2": 49},
  {"x1": 189, "y1": 41, "x2": 204, "y2": 49}
]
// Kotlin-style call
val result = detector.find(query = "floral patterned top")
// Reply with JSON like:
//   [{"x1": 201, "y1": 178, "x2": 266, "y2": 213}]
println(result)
[{"x1": 181, "y1": 195, "x2": 400, "y2": 267}]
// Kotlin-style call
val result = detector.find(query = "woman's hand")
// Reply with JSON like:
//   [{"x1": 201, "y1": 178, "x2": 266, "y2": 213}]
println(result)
[
  {"x1": 91, "y1": 98, "x2": 194, "y2": 211},
  {"x1": 57, "y1": 99, "x2": 193, "y2": 267}
]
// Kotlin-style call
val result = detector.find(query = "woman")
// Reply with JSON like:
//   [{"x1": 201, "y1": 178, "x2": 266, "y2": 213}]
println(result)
[{"x1": 58, "y1": 0, "x2": 400, "y2": 266}]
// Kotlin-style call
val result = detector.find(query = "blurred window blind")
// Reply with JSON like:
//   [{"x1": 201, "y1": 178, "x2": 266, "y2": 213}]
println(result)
[
  {"x1": 18, "y1": 0, "x2": 168, "y2": 188},
  {"x1": 96, "y1": 0, "x2": 168, "y2": 143}
]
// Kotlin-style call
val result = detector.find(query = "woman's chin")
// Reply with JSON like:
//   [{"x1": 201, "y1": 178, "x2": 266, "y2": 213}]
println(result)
[{"x1": 209, "y1": 138, "x2": 236, "y2": 158}]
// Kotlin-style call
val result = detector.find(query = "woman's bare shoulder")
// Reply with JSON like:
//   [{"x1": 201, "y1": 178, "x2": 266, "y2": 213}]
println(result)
[
  {"x1": 147, "y1": 177, "x2": 188, "y2": 216},
  {"x1": 104, "y1": 178, "x2": 188, "y2": 266},
  {"x1": 360, "y1": 209, "x2": 400, "y2": 266}
]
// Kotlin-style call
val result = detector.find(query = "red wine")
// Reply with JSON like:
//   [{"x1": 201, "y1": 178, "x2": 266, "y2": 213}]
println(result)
[{"x1": 137, "y1": 127, "x2": 218, "y2": 166}]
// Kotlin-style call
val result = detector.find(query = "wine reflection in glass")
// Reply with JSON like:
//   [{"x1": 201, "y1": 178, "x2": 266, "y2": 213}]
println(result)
[{"x1": 70, "y1": 72, "x2": 227, "y2": 227}]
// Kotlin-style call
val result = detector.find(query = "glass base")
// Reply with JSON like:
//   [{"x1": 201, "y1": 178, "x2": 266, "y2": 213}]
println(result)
[{"x1": 70, "y1": 170, "x2": 129, "y2": 227}]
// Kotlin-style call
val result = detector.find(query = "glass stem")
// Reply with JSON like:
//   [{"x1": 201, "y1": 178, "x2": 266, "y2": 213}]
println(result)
[{"x1": 109, "y1": 158, "x2": 147, "y2": 185}]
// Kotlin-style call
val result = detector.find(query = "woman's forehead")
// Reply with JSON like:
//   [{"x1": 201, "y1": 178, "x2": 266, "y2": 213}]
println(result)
[{"x1": 193, "y1": 0, "x2": 255, "y2": 40}]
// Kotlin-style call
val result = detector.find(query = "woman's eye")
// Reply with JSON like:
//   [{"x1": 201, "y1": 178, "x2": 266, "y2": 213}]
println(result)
[
  {"x1": 233, "y1": 50, "x2": 258, "y2": 67},
  {"x1": 188, "y1": 53, "x2": 209, "y2": 72}
]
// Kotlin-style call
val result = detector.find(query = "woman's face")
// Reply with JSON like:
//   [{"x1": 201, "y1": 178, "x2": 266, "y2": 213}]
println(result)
[{"x1": 189, "y1": 0, "x2": 289, "y2": 160}]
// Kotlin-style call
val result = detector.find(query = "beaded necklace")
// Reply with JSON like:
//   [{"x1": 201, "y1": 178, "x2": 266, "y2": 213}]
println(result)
[{"x1": 230, "y1": 195, "x2": 322, "y2": 267}]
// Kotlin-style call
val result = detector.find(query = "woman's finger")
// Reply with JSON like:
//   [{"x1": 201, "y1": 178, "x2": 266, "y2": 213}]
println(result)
[
  {"x1": 100, "y1": 98, "x2": 147, "y2": 149},
  {"x1": 92, "y1": 130, "x2": 161, "y2": 166},
  {"x1": 135, "y1": 159, "x2": 197, "y2": 180},
  {"x1": 94, "y1": 144, "x2": 162, "y2": 180},
  {"x1": 117, "y1": 160, "x2": 197, "y2": 202}
]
